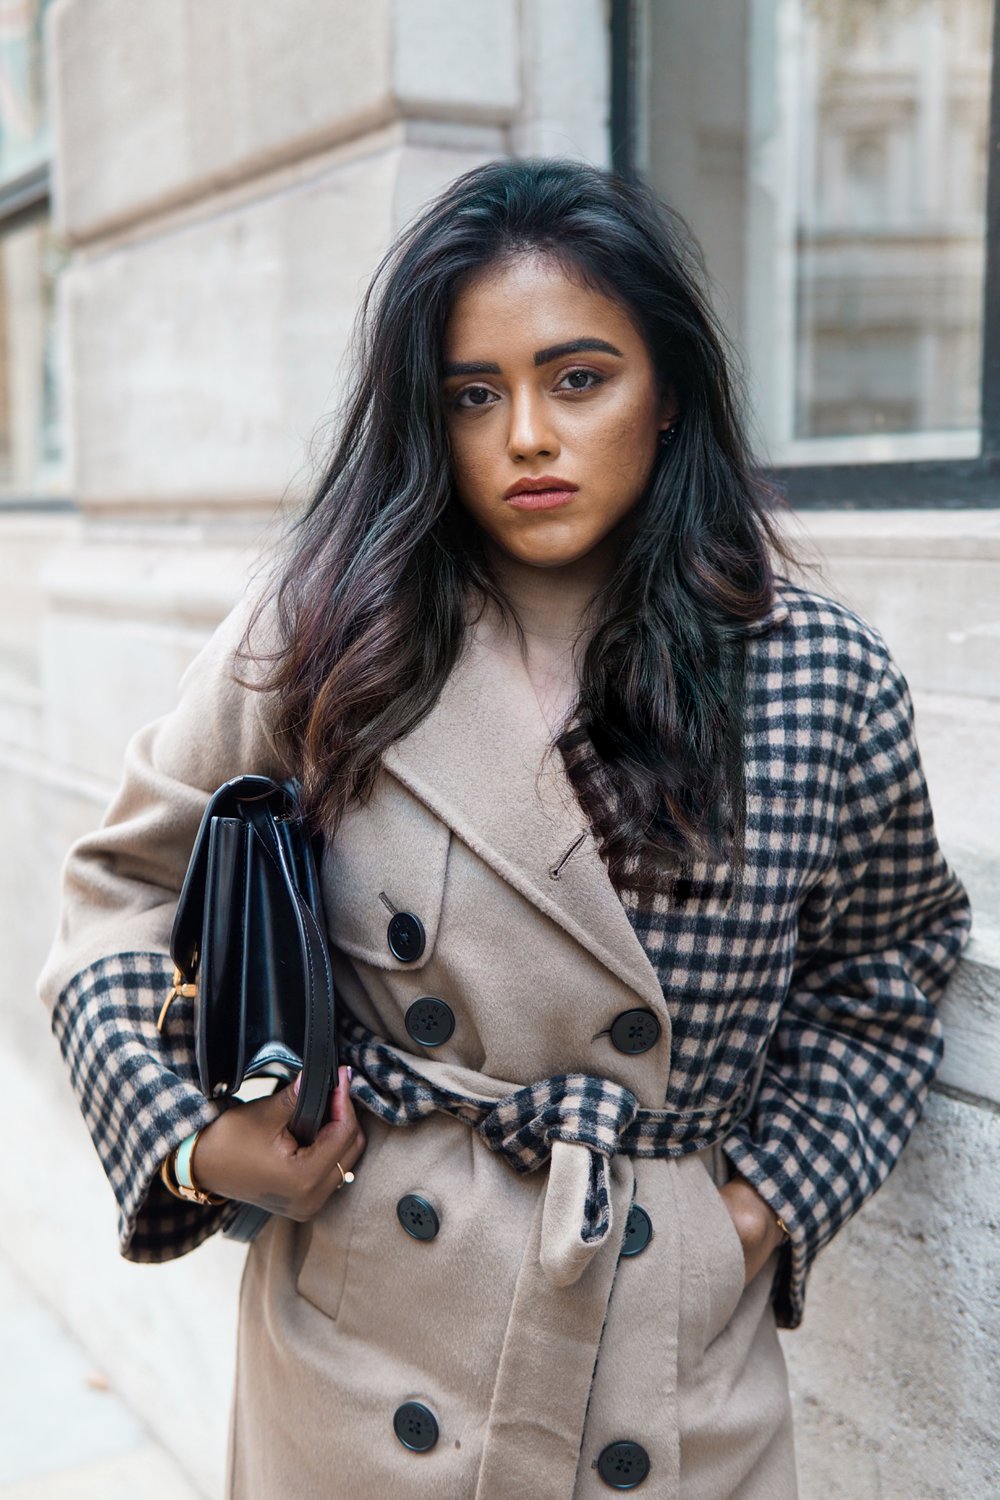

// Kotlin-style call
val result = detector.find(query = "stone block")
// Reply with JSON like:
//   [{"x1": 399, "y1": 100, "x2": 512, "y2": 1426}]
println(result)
[
  {"x1": 389, "y1": 132, "x2": 508, "y2": 233},
  {"x1": 777, "y1": 508, "x2": 1000, "y2": 700},
  {"x1": 907, "y1": 688, "x2": 1000, "y2": 1006},
  {"x1": 37, "y1": 534, "x2": 271, "y2": 782},
  {"x1": 937, "y1": 950, "x2": 1000, "y2": 1108},
  {"x1": 8, "y1": 752, "x2": 121, "y2": 1065},
  {"x1": 0, "y1": 513, "x2": 79, "y2": 682},
  {"x1": 51, "y1": 0, "x2": 392, "y2": 239},
  {"x1": 391, "y1": 0, "x2": 519, "y2": 120},
  {"x1": 782, "y1": 1090, "x2": 1000, "y2": 1499},
  {"x1": 62, "y1": 138, "x2": 489, "y2": 508},
  {"x1": 51, "y1": 0, "x2": 521, "y2": 241},
  {"x1": 510, "y1": 0, "x2": 610, "y2": 164}
]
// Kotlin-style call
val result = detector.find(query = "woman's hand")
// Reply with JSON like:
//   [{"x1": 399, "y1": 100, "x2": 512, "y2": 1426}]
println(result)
[
  {"x1": 719, "y1": 1173, "x2": 788, "y2": 1286},
  {"x1": 191, "y1": 1065, "x2": 367, "y2": 1221}
]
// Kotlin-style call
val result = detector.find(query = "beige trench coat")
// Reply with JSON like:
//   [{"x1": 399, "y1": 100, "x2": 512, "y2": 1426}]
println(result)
[{"x1": 39, "y1": 584, "x2": 798, "y2": 1498}]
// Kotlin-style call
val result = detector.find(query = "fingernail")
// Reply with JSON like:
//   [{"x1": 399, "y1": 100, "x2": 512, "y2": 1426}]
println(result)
[
  {"x1": 292, "y1": 1072, "x2": 302, "y2": 1097},
  {"x1": 346, "y1": 1066, "x2": 353, "y2": 1083}
]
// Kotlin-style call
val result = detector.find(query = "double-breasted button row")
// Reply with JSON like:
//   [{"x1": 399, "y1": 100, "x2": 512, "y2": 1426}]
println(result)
[
  {"x1": 392, "y1": 1406, "x2": 650, "y2": 1484},
  {"x1": 384, "y1": 896, "x2": 662, "y2": 1055},
  {"x1": 388, "y1": 916, "x2": 660, "y2": 1059},
  {"x1": 400, "y1": 998, "x2": 661, "y2": 1055},
  {"x1": 392, "y1": 1188, "x2": 650, "y2": 1476}
]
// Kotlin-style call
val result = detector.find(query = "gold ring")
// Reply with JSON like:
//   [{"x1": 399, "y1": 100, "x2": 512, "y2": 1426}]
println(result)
[{"x1": 335, "y1": 1160, "x2": 355, "y2": 1189}]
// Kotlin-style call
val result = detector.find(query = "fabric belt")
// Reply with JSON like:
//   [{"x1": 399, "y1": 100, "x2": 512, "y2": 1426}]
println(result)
[{"x1": 337, "y1": 1010, "x2": 755, "y2": 1499}]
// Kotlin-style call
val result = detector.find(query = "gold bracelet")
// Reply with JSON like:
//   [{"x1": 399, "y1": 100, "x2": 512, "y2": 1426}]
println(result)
[{"x1": 159, "y1": 1144, "x2": 227, "y2": 1207}]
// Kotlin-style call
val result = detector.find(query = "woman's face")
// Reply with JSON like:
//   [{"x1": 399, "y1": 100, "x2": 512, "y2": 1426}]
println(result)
[{"x1": 441, "y1": 253, "x2": 676, "y2": 570}]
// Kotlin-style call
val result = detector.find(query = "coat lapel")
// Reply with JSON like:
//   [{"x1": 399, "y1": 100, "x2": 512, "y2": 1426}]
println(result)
[
  {"x1": 382, "y1": 608, "x2": 665, "y2": 1010},
  {"x1": 382, "y1": 584, "x2": 791, "y2": 1010}
]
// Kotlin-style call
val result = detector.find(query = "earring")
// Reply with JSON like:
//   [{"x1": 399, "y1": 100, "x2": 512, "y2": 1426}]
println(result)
[{"x1": 658, "y1": 422, "x2": 679, "y2": 447}]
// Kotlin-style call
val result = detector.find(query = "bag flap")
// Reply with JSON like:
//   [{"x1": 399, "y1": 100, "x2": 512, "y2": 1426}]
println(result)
[{"x1": 170, "y1": 773, "x2": 287, "y2": 976}]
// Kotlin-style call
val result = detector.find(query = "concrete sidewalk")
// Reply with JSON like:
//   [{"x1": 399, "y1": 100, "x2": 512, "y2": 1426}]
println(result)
[{"x1": 0, "y1": 1252, "x2": 204, "y2": 1499}]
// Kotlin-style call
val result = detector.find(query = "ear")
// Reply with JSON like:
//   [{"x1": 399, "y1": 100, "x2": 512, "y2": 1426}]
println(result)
[{"x1": 657, "y1": 381, "x2": 680, "y2": 435}]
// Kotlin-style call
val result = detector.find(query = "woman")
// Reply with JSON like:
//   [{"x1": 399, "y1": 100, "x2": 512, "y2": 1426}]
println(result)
[{"x1": 37, "y1": 159, "x2": 971, "y2": 1498}]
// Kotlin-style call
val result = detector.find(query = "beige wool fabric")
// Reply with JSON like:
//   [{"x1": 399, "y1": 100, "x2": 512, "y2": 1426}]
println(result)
[{"x1": 38, "y1": 574, "x2": 967, "y2": 1498}]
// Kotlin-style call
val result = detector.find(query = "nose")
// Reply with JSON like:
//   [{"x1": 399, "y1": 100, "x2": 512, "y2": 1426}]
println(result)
[{"x1": 507, "y1": 383, "x2": 559, "y2": 463}]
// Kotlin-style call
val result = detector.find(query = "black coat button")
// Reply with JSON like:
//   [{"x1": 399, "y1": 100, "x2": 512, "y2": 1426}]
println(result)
[
  {"x1": 387, "y1": 910, "x2": 426, "y2": 962},
  {"x1": 609, "y1": 1008, "x2": 661, "y2": 1054},
  {"x1": 597, "y1": 1440, "x2": 650, "y2": 1488},
  {"x1": 621, "y1": 1203, "x2": 652, "y2": 1258},
  {"x1": 405, "y1": 996, "x2": 455, "y2": 1047},
  {"x1": 397, "y1": 1193, "x2": 440, "y2": 1241},
  {"x1": 393, "y1": 1400, "x2": 439, "y2": 1452}
]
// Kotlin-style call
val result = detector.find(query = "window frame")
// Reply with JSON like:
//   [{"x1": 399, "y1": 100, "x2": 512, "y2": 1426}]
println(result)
[
  {"x1": 0, "y1": 0, "x2": 74, "y2": 513},
  {"x1": 610, "y1": 0, "x2": 1000, "y2": 508},
  {"x1": 0, "y1": 164, "x2": 73, "y2": 511}
]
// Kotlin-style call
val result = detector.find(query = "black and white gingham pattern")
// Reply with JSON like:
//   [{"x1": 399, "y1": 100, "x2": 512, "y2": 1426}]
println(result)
[
  {"x1": 49, "y1": 580, "x2": 971, "y2": 1331},
  {"x1": 583, "y1": 581, "x2": 971, "y2": 1327},
  {"x1": 337, "y1": 1010, "x2": 759, "y2": 1244},
  {"x1": 51, "y1": 951, "x2": 242, "y2": 1259}
]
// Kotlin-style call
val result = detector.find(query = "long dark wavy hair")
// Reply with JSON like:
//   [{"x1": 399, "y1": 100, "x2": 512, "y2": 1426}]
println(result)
[{"x1": 240, "y1": 157, "x2": 796, "y2": 891}]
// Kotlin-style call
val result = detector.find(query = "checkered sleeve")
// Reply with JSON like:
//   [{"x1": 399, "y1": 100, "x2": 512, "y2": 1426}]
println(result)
[
  {"x1": 37, "y1": 580, "x2": 288, "y2": 1259},
  {"x1": 722, "y1": 653, "x2": 972, "y2": 1329},
  {"x1": 51, "y1": 950, "x2": 242, "y2": 1259}
]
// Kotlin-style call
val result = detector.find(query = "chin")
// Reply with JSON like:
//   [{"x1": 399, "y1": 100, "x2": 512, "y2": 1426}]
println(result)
[
  {"x1": 501, "y1": 527, "x2": 610, "y2": 570},
  {"x1": 512, "y1": 544, "x2": 596, "y2": 570}
]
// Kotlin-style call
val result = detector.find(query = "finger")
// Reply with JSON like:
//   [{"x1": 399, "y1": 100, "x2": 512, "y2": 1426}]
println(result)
[
  {"x1": 311, "y1": 1102, "x2": 366, "y2": 1182},
  {"x1": 296, "y1": 1128, "x2": 364, "y2": 1214},
  {"x1": 272, "y1": 1072, "x2": 301, "y2": 1113},
  {"x1": 241, "y1": 1074, "x2": 299, "y2": 1133},
  {"x1": 313, "y1": 1100, "x2": 364, "y2": 1156},
  {"x1": 250, "y1": 1073, "x2": 298, "y2": 1139},
  {"x1": 303, "y1": 1069, "x2": 363, "y2": 1155},
  {"x1": 330, "y1": 1065, "x2": 354, "y2": 1124}
]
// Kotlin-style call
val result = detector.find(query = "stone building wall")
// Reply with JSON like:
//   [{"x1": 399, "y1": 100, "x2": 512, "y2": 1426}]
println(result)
[{"x1": 2, "y1": 4, "x2": 996, "y2": 1496}]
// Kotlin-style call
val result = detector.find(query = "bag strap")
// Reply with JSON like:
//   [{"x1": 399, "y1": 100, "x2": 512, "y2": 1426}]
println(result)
[{"x1": 243, "y1": 796, "x2": 337, "y2": 1146}]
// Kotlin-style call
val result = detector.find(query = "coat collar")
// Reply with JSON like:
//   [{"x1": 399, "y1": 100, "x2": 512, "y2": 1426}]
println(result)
[{"x1": 382, "y1": 606, "x2": 666, "y2": 1010}]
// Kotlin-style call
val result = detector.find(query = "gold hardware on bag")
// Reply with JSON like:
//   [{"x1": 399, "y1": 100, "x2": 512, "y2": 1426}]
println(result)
[{"x1": 156, "y1": 966, "x2": 198, "y2": 1033}]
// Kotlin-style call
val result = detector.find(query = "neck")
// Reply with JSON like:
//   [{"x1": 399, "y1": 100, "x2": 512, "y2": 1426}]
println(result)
[{"x1": 486, "y1": 538, "x2": 618, "y2": 647}]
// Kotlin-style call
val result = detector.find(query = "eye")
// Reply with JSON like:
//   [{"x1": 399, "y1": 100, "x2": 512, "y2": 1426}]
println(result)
[
  {"x1": 451, "y1": 384, "x2": 498, "y2": 410},
  {"x1": 557, "y1": 367, "x2": 605, "y2": 393}
]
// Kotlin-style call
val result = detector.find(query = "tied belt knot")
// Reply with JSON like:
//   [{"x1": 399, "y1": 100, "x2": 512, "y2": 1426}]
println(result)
[{"x1": 337, "y1": 1009, "x2": 753, "y2": 1288}]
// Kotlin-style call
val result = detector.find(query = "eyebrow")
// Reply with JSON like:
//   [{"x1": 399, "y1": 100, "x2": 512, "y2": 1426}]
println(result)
[
  {"x1": 440, "y1": 337, "x2": 624, "y2": 379},
  {"x1": 535, "y1": 337, "x2": 624, "y2": 366}
]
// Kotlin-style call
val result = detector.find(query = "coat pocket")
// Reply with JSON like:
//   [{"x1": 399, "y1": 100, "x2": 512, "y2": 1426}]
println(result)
[
  {"x1": 295, "y1": 1121, "x2": 388, "y2": 1322},
  {"x1": 691, "y1": 1147, "x2": 748, "y2": 1349}
]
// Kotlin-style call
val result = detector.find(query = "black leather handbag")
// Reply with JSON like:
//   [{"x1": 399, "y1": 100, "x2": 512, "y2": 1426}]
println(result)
[{"x1": 162, "y1": 774, "x2": 337, "y2": 1242}]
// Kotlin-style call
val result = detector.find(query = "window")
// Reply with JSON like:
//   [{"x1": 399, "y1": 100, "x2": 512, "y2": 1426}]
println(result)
[
  {"x1": 0, "y1": 0, "x2": 67, "y2": 506},
  {"x1": 613, "y1": 0, "x2": 1000, "y2": 504}
]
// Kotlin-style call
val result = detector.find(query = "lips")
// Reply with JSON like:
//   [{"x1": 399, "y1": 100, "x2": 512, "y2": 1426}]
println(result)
[{"x1": 503, "y1": 476, "x2": 579, "y2": 511}]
